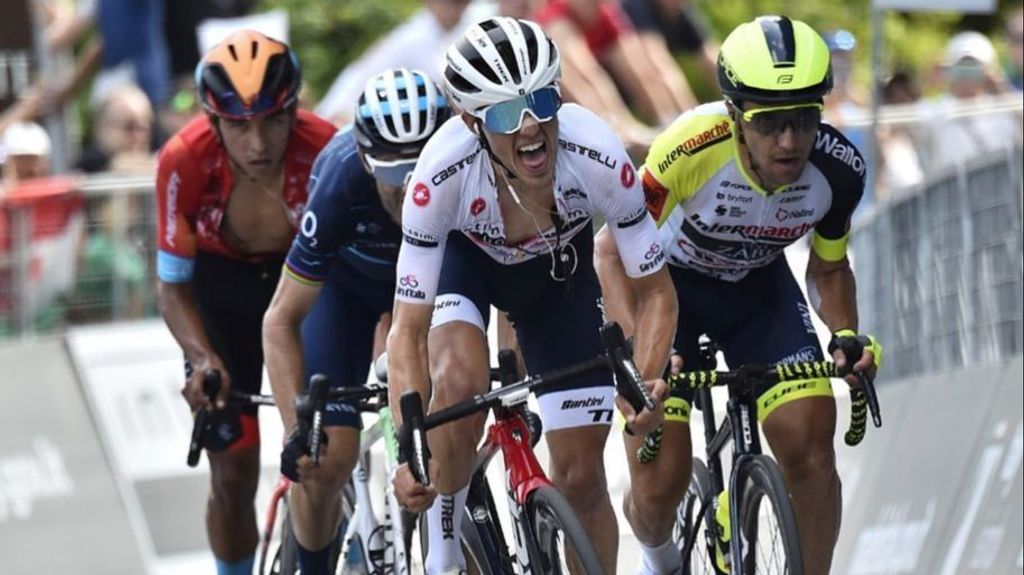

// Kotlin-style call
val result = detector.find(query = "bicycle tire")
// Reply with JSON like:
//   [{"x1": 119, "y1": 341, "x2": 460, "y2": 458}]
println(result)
[
  {"x1": 274, "y1": 506, "x2": 299, "y2": 575},
  {"x1": 525, "y1": 485, "x2": 605, "y2": 575},
  {"x1": 675, "y1": 458, "x2": 722, "y2": 575},
  {"x1": 271, "y1": 487, "x2": 354, "y2": 575},
  {"x1": 733, "y1": 455, "x2": 804, "y2": 575}
]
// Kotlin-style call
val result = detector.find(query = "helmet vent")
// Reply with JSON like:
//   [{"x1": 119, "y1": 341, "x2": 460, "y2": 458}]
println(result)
[
  {"x1": 228, "y1": 44, "x2": 238, "y2": 61},
  {"x1": 522, "y1": 23, "x2": 539, "y2": 72},
  {"x1": 251, "y1": 41, "x2": 259, "y2": 59},
  {"x1": 445, "y1": 69, "x2": 479, "y2": 94},
  {"x1": 759, "y1": 16, "x2": 796, "y2": 68}
]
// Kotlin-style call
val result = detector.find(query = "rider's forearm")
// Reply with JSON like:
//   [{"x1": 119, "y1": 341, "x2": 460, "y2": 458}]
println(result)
[
  {"x1": 262, "y1": 309, "x2": 305, "y2": 431},
  {"x1": 594, "y1": 229, "x2": 639, "y2": 336},
  {"x1": 631, "y1": 275, "x2": 678, "y2": 381},
  {"x1": 157, "y1": 281, "x2": 217, "y2": 364},
  {"x1": 806, "y1": 262, "x2": 859, "y2": 333},
  {"x1": 386, "y1": 324, "x2": 431, "y2": 428}
]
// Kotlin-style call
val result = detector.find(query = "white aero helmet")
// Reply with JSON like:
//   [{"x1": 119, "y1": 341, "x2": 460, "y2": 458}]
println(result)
[{"x1": 443, "y1": 17, "x2": 561, "y2": 115}]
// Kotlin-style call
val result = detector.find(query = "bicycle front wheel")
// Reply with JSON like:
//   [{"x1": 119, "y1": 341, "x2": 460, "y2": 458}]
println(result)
[
  {"x1": 526, "y1": 486, "x2": 605, "y2": 575},
  {"x1": 733, "y1": 455, "x2": 804, "y2": 575},
  {"x1": 674, "y1": 457, "x2": 720, "y2": 575}
]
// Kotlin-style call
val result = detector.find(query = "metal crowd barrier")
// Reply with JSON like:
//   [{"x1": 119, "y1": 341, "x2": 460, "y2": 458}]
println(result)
[
  {"x1": 851, "y1": 145, "x2": 1024, "y2": 380},
  {"x1": 1, "y1": 173, "x2": 157, "y2": 339}
]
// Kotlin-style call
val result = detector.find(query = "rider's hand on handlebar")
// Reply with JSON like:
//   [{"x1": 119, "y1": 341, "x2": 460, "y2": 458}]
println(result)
[
  {"x1": 182, "y1": 355, "x2": 230, "y2": 411},
  {"x1": 617, "y1": 378, "x2": 668, "y2": 436},
  {"x1": 829, "y1": 330, "x2": 883, "y2": 387},
  {"x1": 280, "y1": 421, "x2": 328, "y2": 482},
  {"x1": 392, "y1": 461, "x2": 439, "y2": 513},
  {"x1": 669, "y1": 354, "x2": 684, "y2": 375}
]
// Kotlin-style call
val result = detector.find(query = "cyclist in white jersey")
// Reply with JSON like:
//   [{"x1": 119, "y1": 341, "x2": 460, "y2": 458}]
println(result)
[
  {"x1": 386, "y1": 17, "x2": 678, "y2": 573},
  {"x1": 595, "y1": 16, "x2": 882, "y2": 574}
]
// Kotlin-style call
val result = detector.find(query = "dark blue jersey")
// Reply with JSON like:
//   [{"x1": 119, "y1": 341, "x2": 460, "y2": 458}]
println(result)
[{"x1": 284, "y1": 127, "x2": 402, "y2": 286}]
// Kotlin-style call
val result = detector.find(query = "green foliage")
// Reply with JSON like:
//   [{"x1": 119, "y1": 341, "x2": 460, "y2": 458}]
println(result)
[
  {"x1": 260, "y1": 0, "x2": 1020, "y2": 104},
  {"x1": 258, "y1": 0, "x2": 421, "y2": 101}
]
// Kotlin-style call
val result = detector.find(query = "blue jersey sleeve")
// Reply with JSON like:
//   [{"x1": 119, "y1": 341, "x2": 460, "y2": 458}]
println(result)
[{"x1": 285, "y1": 130, "x2": 362, "y2": 284}]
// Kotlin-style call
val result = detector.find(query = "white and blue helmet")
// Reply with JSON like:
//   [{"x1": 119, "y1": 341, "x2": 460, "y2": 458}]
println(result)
[{"x1": 354, "y1": 68, "x2": 451, "y2": 156}]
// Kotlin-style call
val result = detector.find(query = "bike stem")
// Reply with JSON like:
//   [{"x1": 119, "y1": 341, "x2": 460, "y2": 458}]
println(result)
[{"x1": 492, "y1": 410, "x2": 551, "y2": 504}]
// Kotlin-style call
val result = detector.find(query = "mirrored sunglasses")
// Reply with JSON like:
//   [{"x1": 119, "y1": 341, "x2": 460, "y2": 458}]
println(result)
[{"x1": 478, "y1": 86, "x2": 562, "y2": 134}]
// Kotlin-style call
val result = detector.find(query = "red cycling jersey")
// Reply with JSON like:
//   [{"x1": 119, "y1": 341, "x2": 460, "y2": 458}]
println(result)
[
  {"x1": 155, "y1": 109, "x2": 335, "y2": 269},
  {"x1": 533, "y1": 0, "x2": 632, "y2": 57}
]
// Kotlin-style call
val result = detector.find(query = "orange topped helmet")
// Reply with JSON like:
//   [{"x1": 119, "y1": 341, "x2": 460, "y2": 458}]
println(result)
[{"x1": 195, "y1": 30, "x2": 302, "y2": 119}]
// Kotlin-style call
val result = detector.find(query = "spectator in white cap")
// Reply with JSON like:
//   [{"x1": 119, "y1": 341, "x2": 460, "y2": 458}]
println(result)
[
  {"x1": 919, "y1": 31, "x2": 1021, "y2": 173},
  {"x1": 943, "y1": 30, "x2": 1006, "y2": 99},
  {"x1": 1, "y1": 122, "x2": 52, "y2": 185},
  {"x1": 1005, "y1": 6, "x2": 1023, "y2": 90}
]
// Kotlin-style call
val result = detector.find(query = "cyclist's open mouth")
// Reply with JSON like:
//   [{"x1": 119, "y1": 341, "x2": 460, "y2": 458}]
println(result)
[{"x1": 517, "y1": 140, "x2": 548, "y2": 175}]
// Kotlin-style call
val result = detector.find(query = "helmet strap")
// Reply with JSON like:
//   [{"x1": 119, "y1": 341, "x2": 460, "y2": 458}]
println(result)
[{"x1": 474, "y1": 118, "x2": 520, "y2": 182}]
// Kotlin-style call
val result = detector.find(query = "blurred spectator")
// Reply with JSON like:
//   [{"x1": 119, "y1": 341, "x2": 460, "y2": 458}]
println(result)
[
  {"x1": 920, "y1": 31, "x2": 1022, "y2": 172},
  {"x1": 527, "y1": 1, "x2": 651, "y2": 156},
  {"x1": 0, "y1": 176, "x2": 84, "y2": 338},
  {"x1": 619, "y1": 0, "x2": 719, "y2": 103},
  {"x1": 499, "y1": 0, "x2": 537, "y2": 18},
  {"x1": 75, "y1": 84, "x2": 155, "y2": 174},
  {"x1": 1006, "y1": 5, "x2": 1024, "y2": 90},
  {"x1": 876, "y1": 71, "x2": 925, "y2": 199},
  {"x1": 315, "y1": 0, "x2": 493, "y2": 124},
  {"x1": 534, "y1": 0, "x2": 688, "y2": 126},
  {"x1": 883, "y1": 70, "x2": 922, "y2": 106},
  {"x1": 94, "y1": 0, "x2": 171, "y2": 108},
  {"x1": 1, "y1": 121, "x2": 51, "y2": 184},
  {"x1": 68, "y1": 195, "x2": 149, "y2": 323},
  {"x1": 164, "y1": 0, "x2": 256, "y2": 79},
  {"x1": 823, "y1": 29, "x2": 868, "y2": 125}
]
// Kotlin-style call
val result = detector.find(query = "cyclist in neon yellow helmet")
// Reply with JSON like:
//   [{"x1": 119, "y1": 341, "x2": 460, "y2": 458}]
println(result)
[{"x1": 594, "y1": 15, "x2": 881, "y2": 574}]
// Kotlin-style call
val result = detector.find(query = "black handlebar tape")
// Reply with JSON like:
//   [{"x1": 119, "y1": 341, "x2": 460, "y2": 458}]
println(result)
[
  {"x1": 600, "y1": 321, "x2": 656, "y2": 412},
  {"x1": 399, "y1": 390, "x2": 431, "y2": 486},
  {"x1": 203, "y1": 370, "x2": 222, "y2": 403},
  {"x1": 497, "y1": 349, "x2": 519, "y2": 388},
  {"x1": 187, "y1": 370, "x2": 222, "y2": 467},
  {"x1": 308, "y1": 374, "x2": 330, "y2": 466}
]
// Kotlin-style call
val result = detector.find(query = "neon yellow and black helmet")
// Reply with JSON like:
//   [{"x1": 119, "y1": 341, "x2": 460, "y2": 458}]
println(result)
[{"x1": 717, "y1": 15, "x2": 832, "y2": 105}]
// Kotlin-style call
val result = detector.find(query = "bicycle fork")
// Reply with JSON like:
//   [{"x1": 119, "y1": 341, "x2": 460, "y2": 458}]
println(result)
[{"x1": 494, "y1": 411, "x2": 550, "y2": 575}]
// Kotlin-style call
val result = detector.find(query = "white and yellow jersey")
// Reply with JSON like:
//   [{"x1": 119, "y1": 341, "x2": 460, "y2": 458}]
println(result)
[{"x1": 643, "y1": 101, "x2": 865, "y2": 282}]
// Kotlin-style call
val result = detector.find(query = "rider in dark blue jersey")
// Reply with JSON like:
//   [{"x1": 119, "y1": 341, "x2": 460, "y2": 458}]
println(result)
[{"x1": 262, "y1": 68, "x2": 450, "y2": 575}]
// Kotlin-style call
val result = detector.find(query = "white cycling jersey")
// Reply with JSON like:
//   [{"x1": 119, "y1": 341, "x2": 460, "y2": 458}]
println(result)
[{"x1": 395, "y1": 104, "x2": 665, "y2": 304}]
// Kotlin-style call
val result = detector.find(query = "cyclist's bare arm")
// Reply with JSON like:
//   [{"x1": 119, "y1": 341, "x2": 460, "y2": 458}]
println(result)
[
  {"x1": 806, "y1": 250, "x2": 875, "y2": 375},
  {"x1": 594, "y1": 225, "x2": 639, "y2": 336},
  {"x1": 262, "y1": 275, "x2": 323, "y2": 431},
  {"x1": 595, "y1": 224, "x2": 675, "y2": 432},
  {"x1": 805, "y1": 250, "x2": 858, "y2": 333},
  {"x1": 158, "y1": 281, "x2": 228, "y2": 408},
  {"x1": 386, "y1": 299, "x2": 433, "y2": 427},
  {"x1": 386, "y1": 299, "x2": 438, "y2": 510},
  {"x1": 628, "y1": 264, "x2": 677, "y2": 382}
]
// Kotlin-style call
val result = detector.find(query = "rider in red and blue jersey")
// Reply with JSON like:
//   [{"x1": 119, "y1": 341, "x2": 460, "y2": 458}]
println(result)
[{"x1": 155, "y1": 30, "x2": 335, "y2": 575}]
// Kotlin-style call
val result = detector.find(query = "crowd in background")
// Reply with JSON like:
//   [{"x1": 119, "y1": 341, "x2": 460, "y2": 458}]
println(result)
[{"x1": 1, "y1": 0, "x2": 1022, "y2": 337}]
